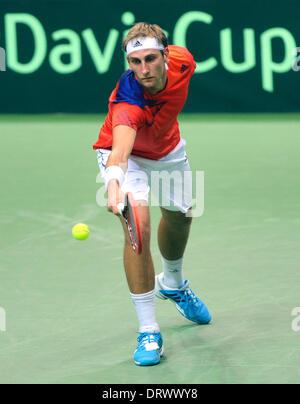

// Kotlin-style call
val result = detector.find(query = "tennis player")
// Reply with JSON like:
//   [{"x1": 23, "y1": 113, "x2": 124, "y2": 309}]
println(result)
[{"x1": 93, "y1": 22, "x2": 211, "y2": 366}]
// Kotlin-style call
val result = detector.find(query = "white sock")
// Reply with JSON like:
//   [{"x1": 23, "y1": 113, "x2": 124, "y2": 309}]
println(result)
[
  {"x1": 130, "y1": 290, "x2": 160, "y2": 333},
  {"x1": 161, "y1": 256, "x2": 184, "y2": 289}
]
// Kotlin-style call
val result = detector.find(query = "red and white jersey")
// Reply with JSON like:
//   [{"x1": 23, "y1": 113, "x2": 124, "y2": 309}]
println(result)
[{"x1": 93, "y1": 45, "x2": 196, "y2": 160}]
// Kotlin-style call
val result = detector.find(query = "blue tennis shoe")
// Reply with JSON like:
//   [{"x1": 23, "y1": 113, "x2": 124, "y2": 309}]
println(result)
[
  {"x1": 134, "y1": 332, "x2": 164, "y2": 366},
  {"x1": 155, "y1": 272, "x2": 212, "y2": 324}
]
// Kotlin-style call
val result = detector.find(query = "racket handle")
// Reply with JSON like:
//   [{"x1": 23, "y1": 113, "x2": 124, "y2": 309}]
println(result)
[{"x1": 117, "y1": 202, "x2": 125, "y2": 215}]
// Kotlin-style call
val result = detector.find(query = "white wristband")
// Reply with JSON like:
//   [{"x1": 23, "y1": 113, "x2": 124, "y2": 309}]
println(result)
[{"x1": 104, "y1": 165, "x2": 125, "y2": 191}]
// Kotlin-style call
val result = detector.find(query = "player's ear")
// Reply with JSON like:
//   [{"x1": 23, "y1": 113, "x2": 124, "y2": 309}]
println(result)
[{"x1": 163, "y1": 47, "x2": 170, "y2": 64}]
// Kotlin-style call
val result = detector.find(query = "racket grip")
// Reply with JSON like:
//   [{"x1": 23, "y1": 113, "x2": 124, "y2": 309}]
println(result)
[{"x1": 117, "y1": 202, "x2": 125, "y2": 215}]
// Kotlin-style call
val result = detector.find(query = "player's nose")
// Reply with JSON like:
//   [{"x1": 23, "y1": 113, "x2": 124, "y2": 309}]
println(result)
[{"x1": 141, "y1": 61, "x2": 150, "y2": 75}]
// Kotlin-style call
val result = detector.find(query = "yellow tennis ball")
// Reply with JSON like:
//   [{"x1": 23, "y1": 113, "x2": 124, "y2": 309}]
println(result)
[{"x1": 72, "y1": 223, "x2": 90, "y2": 241}]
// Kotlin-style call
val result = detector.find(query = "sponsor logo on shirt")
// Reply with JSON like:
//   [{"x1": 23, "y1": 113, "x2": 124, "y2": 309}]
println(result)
[{"x1": 180, "y1": 64, "x2": 189, "y2": 73}]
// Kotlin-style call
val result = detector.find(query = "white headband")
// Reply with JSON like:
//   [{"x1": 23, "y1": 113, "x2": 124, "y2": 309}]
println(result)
[{"x1": 126, "y1": 36, "x2": 165, "y2": 56}]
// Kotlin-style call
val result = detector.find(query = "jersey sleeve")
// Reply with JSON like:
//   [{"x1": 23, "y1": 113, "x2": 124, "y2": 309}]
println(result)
[
  {"x1": 181, "y1": 47, "x2": 196, "y2": 74},
  {"x1": 111, "y1": 102, "x2": 145, "y2": 131}
]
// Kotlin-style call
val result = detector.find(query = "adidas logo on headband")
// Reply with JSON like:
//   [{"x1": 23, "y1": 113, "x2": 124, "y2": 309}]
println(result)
[{"x1": 133, "y1": 40, "x2": 142, "y2": 48}]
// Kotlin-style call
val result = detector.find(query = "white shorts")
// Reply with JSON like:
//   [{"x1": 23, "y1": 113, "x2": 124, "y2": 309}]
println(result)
[{"x1": 96, "y1": 139, "x2": 193, "y2": 213}]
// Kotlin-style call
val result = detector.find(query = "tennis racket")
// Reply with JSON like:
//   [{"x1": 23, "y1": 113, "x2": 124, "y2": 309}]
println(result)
[{"x1": 117, "y1": 192, "x2": 142, "y2": 254}]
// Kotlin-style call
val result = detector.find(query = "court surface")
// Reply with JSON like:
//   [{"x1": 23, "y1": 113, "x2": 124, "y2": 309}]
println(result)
[{"x1": 0, "y1": 114, "x2": 299, "y2": 384}]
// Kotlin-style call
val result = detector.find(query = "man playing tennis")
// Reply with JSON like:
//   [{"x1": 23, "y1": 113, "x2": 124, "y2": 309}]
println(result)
[{"x1": 93, "y1": 22, "x2": 211, "y2": 366}]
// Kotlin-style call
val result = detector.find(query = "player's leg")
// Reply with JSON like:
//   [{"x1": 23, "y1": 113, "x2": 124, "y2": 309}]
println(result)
[
  {"x1": 158, "y1": 208, "x2": 192, "y2": 260},
  {"x1": 97, "y1": 149, "x2": 163, "y2": 365},
  {"x1": 149, "y1": 143, "x2": 193, "y2": 290},
  {"x1": 155, "y1": 206, "x2": 211, "y2": 324},
  {"x1": 119, "y1": 169, "x2": 160, "y2": 333},
  {"x1": 158, "y1": 207, "x2": 192, "y2": 288},
  {"x1": 119, "y1": 201, "x2": 158, "y2": 328},
  {"x1": 121, "y1": 202, "x2": 154, "y2": 294},
  {"x1": 120, "y1": 202, "x2": 163, "y2": 365},
  {"x1": 150, "y1": 146, "x2": 212, "y2": 324},
  {"x1": 119, "y1": 171, "x2": 163, "y2": 365}
]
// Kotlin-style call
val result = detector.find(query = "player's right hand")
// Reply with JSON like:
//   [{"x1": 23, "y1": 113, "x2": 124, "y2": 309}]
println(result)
[{"x1": 107, "y1": 179, "x2": 124, "y2": 216}]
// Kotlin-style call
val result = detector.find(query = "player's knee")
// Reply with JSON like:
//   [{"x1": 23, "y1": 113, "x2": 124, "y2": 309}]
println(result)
[{"x1": 162, "y1": 208, "x2": 192, "y2": 228}]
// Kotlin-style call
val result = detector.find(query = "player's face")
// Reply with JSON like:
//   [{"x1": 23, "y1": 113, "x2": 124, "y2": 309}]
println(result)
[{"x1": 127, "y1": 48, "x2": 169, "y2": 94}]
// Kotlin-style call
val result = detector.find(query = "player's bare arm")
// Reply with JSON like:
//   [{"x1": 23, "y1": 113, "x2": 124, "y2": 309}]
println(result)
[{"x1": 106, "y1": 124, "x2": 136, "y2": 215}]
